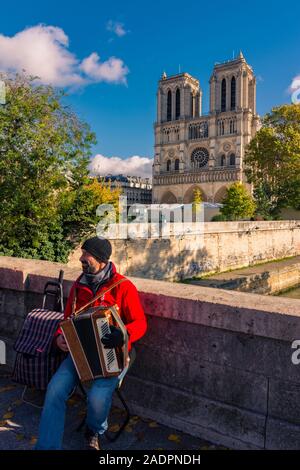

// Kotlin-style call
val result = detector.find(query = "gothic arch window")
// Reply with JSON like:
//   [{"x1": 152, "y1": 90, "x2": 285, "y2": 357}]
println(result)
[
  {"x1": 221, "y1": 154, "x2": 226, "y2": 166},
  {"x1": 167, "y1": 90, "x2": 172, "y2": 121},
  {"x1": 218, "y1": 120, "x2": 225, "y2": 136},
  {"x1": 175, "y1": 158, "x2": 180, "y2": 171},
  {"x1": 218, "y1": 119, "x2": 224, "y2": 135},
  {"x1": 233, "y1": 119, "x2": 236, "y2": 133},
  {"x1": 166, "y1": 159, "x2": 171, "y2": 171},
  {"x1": 221, "y1": 78, "x2": 226, "y2": 112},
  {"x1": 231, "y1": 76, "x2": 236, "y2": 110},
  {"x1": 191, "y1": 147, "x2": 209, "y2": 168},
  {"x1": 228, "y1": 118, "x2": 237, "y2": 134},
  {"x1": 195, "y1": 93, "x2": 200, "y2": 117},
  {"x1": 175, "y1": 88, "x2": 180, "y2": 120},
  {"x1": 200, "y1": 122, "x2": 208, "y2": 138},
  {"x1": 229, "y1": 153, "x2": 236, "y2": 166}
]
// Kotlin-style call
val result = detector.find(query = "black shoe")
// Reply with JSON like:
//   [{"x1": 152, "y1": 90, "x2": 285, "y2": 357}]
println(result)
[{"x1": 84, "y1": 426, "x2": 101, "y2": 451}]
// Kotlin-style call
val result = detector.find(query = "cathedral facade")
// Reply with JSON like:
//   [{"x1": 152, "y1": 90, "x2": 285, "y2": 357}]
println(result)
[{"x1": 152, "y1": 53, "x2": 260, "y2": 204}]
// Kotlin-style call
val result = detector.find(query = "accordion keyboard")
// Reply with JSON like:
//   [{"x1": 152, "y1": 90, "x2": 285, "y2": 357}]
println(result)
[{"x1": 96, "y1": 317, "x2": 120, "y2": 373}]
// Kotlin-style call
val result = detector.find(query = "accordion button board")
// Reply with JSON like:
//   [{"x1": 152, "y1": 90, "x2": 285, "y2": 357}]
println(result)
[{"x1": 60, "y1": 305, "x2": 129, "y2": 382}]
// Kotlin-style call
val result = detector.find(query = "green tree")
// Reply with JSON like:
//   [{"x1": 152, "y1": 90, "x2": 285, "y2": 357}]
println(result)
[
  {"x1": 245, "y1": 104, "x2": 300, "y2": 217},
  {"x1": 220, "y1": 182, "x2": 256, "y2": 221},
  {"x1": 211, "y1": 213, "x2": 227, "y2": 222},
  {"x1": 0, "y1": 73, "x2": 118, "y2": 262},
  {"x1": 61, "y1": 178, "x2": 122, "y2": 243},
  {"x1": 252, "y1": 182, "x2": 279, "y2": 220}
]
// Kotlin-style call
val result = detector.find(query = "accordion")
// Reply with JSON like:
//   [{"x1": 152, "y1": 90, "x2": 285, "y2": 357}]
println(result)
[{"x1": 60, "y1": 304, "x2": 129, "y2": 382}]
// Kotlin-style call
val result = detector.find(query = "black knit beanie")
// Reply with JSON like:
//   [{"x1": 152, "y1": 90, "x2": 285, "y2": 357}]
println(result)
[{"x1": 81, "y1": 237, "x2": 112, "y2": 263}]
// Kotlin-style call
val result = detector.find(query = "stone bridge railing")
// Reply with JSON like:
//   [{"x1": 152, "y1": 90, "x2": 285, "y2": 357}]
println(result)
[{"x1": 0, "y1": 256, "x2": 300, "y2": 449}]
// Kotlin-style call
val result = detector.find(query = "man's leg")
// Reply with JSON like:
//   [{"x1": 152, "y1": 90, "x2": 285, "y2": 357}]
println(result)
[
  {"x1": 85, "y1": 376, "x2": 119, "y2": 435},
  {"x1": 35, "y1": 354, "x2": 79, "y2": 450}
]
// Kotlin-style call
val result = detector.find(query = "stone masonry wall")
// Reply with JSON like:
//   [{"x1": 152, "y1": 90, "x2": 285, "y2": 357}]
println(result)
[
  {"x1": 1, "y1": 257, "x2": 300, "y2": 449},
  {"x1": 67, "y1": 220, "x2": 300, "y2": 281}
]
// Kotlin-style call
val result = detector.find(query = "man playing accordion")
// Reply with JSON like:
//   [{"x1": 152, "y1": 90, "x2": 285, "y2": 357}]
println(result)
[{"x1": 35, "y1": 236, "x2": 147, "y2": 450}]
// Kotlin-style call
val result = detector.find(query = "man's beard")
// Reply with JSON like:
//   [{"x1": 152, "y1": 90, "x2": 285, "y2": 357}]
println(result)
[{"x1": 81, "y1": 262, "x2": 94, "y2": 274}]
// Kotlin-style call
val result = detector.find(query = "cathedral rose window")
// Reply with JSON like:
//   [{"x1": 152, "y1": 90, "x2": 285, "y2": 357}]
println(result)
[{"x1": 191, "y1": 147, "x2": 209, "y2": 167}]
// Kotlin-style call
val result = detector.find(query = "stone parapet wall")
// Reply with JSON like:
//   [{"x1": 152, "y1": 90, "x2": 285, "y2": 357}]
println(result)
[
  {"x1": 0, "y1": 256, "x2": 300, "y2": 449},
  {"x1": 190, "y1": 256, "x2": 300, "y2": 295},
  {"x1": 67, "y1": 220, "x2": 300, "y2": 281}
]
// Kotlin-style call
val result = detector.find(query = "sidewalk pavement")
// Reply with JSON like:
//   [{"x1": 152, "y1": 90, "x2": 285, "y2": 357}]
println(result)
[{"x1": 0, "y1": 374, "x2": 225, "y2": 451}]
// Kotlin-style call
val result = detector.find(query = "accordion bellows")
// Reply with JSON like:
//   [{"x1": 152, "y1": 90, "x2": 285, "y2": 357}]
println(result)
[{"x1": 60, "y1": 304, "x2": 129, "y2": 382}]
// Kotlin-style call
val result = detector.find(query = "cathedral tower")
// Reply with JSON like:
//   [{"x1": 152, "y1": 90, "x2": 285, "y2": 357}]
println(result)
[{"x1": 152, "y1": 53, "x2": 260, "y2": 205}]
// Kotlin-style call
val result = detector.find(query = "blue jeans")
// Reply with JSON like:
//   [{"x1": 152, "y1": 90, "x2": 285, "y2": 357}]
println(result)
[{"x1": 35, "y1": 354, "x2": 119, "y2": 450}]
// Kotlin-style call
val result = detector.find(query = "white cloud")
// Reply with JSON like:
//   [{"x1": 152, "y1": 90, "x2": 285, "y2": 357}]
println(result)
[
  {"x1": 290, "y1": 76, "x2": 300, "y2": 91},
  {"x1": 89, "y1": 154, "x2": 153, "y2": 179},
  {"x1": 289, "y1": 75, "x2": 300, "y2": 103},
  {"x1": 106, "y1": 21, "x2": 127, "y2": 37},
  {"x1": 80, "y1": 53, "x2": 128, "y2": 84},
  {"x1": 0, "y1": 24, "x2": 129, "y2": 87}
]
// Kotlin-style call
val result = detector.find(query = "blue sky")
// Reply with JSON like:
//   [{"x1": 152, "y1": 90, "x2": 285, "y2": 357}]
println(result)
[{"x1": 0, "y1": 0, "x2": 299, "y2": 176}]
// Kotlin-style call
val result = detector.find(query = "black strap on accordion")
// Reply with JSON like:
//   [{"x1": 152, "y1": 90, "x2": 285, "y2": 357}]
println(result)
[{"x1": 71, "y1": 277, "x2": 127, "y2": 317}]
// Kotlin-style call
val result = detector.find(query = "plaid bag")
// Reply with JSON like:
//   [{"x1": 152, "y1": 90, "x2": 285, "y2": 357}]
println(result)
[{"x1": 12, "y1": 308, "x2": 67, "y2": 390}]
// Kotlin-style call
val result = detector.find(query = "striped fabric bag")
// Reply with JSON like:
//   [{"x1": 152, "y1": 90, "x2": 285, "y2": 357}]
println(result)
[{"x1": 12, "y1": 308, "x2": 67, "y2": 390}]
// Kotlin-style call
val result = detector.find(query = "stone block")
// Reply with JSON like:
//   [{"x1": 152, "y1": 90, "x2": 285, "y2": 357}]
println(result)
[
  {"x1": 266, "y1": 417, "x2": 300, "y2": 450},
  {"x1": 131, "y1": 344, "x2": 268, "y2": 413},
  {"x1": 140, "y1": 316, "x2": 300, "y2": 382},
  {"x1": 123, "y1": 375, "x2": 266, "y2": 449},
  {"x1": 268, "y1": 378, "x2": 300, "y2": 425}
]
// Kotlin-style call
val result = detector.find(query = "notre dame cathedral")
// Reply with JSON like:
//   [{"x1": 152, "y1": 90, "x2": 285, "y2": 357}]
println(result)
[{"x1": 152, "y1": 52, "x2": 260, "y2": 204}]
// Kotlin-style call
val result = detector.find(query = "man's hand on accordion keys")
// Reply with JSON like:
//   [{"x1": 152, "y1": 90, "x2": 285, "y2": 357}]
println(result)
[{"x1": 101, "y1": 325, "x2": 124, "y2": 349}]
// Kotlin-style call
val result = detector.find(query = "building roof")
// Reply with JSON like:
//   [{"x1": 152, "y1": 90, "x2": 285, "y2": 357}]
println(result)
[{"x1": 104, "y1": 174, "x2": 129, "y2": 183}]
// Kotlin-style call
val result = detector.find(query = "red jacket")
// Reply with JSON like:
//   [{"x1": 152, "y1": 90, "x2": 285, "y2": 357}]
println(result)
[{"x1": 55, "y1": 263, "x2": 147, "y2": 351}]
